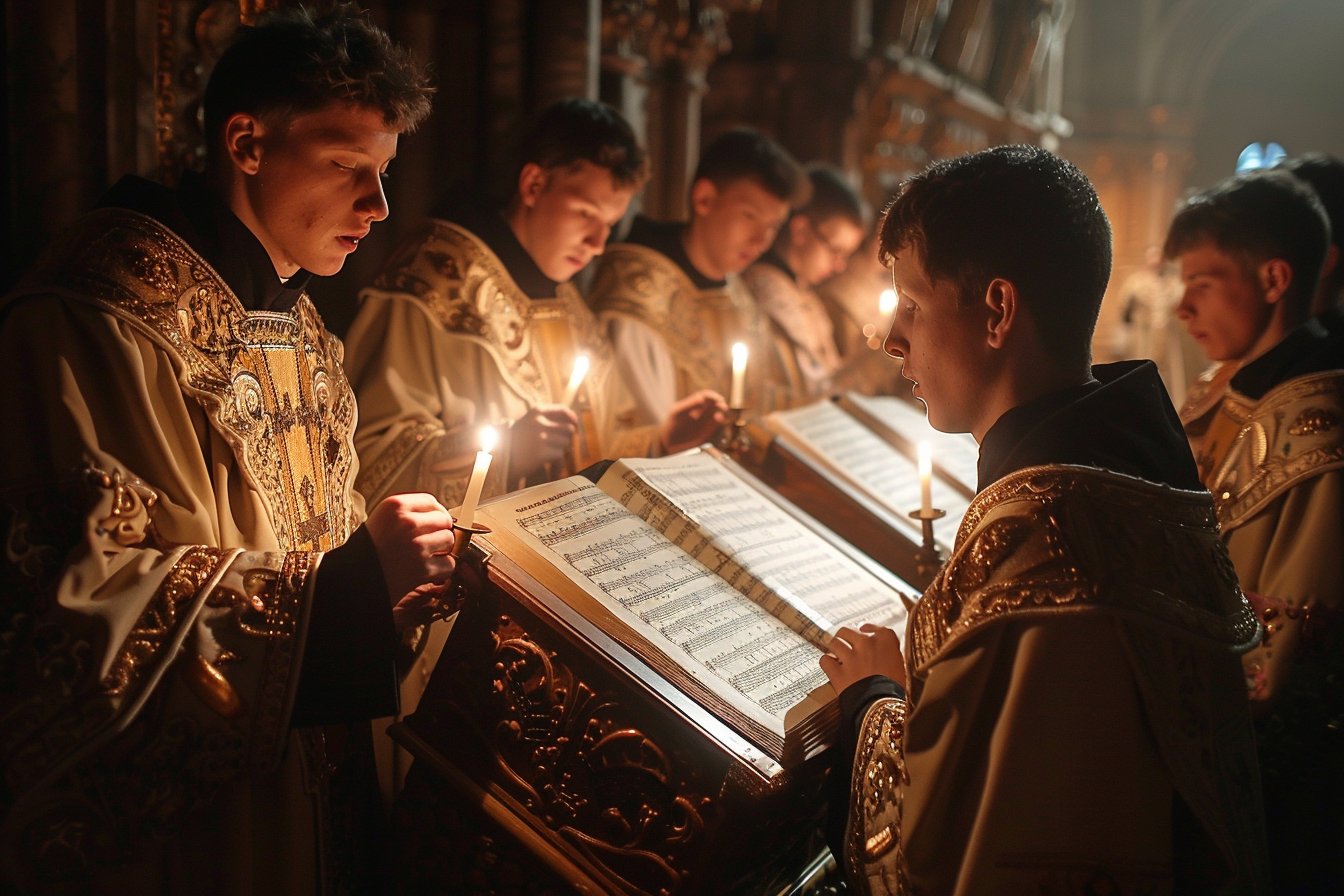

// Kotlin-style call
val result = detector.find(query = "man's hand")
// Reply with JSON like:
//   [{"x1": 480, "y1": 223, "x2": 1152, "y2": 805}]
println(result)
[
  {"x1": 659, "y1": 389, "x2": 729, "y2": 454},
  {"x1": 819, "y1": 623, "x2": 907, "y2": 694},
  {"x1": 364, "y1": 493, "x2": 456, "y2": 631},
  {"x1": 510, "y1": 405, "x2": 580, "y2": 477}
]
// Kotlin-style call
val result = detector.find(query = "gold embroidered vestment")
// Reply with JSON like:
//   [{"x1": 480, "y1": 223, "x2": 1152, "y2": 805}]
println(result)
[
  {"x1": 845, "y1": 465, "x2": 1267, "y2": 895},
  {"x1": 0, "y1": 209, "x2": 363, "y2": 891}
]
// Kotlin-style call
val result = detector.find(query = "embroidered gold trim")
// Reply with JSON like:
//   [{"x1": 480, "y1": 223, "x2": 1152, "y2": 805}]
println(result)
[
  {"x1": 1204, "y1": 371, "x2": 1344, "y2": 530},
  {"x1": 8, "y1": 209, "x2": 360, "y2": 551},
  {"x1": 249, "y1": 550, "x2": 313, "y2": 768},
  {"x1": 365, "y1": 219, "x2": 611, "y2": 407},
  {"x1": 912, "y1": 465, "x2": 1258, "y2": 672},
  {"x1": 846, "y1": 697, "x2": 910, "y2": 895},
  {"x1": 590, "y1": 242, "x2": 761, "y2": 398},
  {"x1": 102, "y1": 545, "x2": 226, "y2": 697},
  {"x1": 355, "y1": 419, "x2": 441, "y2": 506}
]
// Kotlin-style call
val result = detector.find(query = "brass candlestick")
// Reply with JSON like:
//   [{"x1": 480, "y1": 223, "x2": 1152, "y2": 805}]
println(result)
[
  {"x1": 428, "y1": 522, "x2": 492, "y2": 621},
  {"x1": 715, "y1": 406, "x2": 751, "y2": 457},
  {"x1": 908, "y1": 508, "x2": 946, "y2": 581}
]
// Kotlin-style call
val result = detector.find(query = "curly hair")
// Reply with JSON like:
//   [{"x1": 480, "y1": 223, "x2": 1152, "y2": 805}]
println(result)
[
  {"x1": 203, "y1": 3, "x2": 434, "y2": 151},
  {"x1": 879, "y1": 144, "x2": 1112, "y2": 367}
]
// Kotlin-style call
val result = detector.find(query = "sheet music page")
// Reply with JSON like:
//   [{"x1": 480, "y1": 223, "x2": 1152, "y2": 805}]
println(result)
[
  {"x1": 603, "y1": 452, "x2": 908, "y2": 639},
  {"x1": 480, "y1": 478, "x2": 827, "y2": 727},
  {"x1": 770, "y1": 401, "x2": 969, "y2": 547},
  {"x1": 844, "y1": 393, "x2": 980, "y2": 496}
]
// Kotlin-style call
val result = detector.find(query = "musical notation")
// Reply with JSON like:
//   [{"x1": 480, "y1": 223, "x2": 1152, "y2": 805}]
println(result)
[{"x1": 770, "y1": 401, "x2": 970, "y2": 546}]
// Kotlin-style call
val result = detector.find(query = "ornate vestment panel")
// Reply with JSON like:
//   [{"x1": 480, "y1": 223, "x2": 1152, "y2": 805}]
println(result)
[{"x1": 590, "y1": 242, "x2": 763, "y2": 401}]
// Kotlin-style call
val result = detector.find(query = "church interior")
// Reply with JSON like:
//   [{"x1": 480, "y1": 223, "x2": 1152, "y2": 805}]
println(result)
[{"x1": 2, "y1": 1, "x2": 1342, "y2": 894}]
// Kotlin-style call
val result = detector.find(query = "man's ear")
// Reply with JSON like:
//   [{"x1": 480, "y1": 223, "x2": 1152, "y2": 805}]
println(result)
[
  {"x1": 984, "y1": 278, "x2": 1018, "y2": 349},
  {"x1": 222, "y1": 113, "x2": 265, "y2": 176},
  {"x1": 1258, "y1": 258, "x2": 1294, "y2": 305},
  {"x1": 690, "y1": 178, "x2": 718, "y2": 218},
  {"x1": 517, "y1": 163, "x2": 548, "y2": 209}
]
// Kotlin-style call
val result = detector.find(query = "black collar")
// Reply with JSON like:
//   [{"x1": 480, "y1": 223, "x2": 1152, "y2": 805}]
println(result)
[
  {"x1": 625, "y1": 215, "x2": 728, "y2": 290},
  {"x1": 97, "y1": 171, "x2": 310, "y2": 311},
  {"x1": 1230, "y1": 318, "x2": 1340, "y2": 400},
  {"x1": 977, "y1": 360, "x2": 1202, "y2": 492},
  {"x1": 433, "y1": 192, "x2": 559, "y2": 299}
]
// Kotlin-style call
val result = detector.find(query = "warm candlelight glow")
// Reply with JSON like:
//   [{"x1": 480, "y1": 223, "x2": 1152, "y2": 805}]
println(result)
[
  {"x1": 730, "y1": 342, "x2": 748, "y2": 408},
  {"x1": 561, "y1": 353, "x2": 590, "y2": 406},
  {"x1": 457, "y1": 425, "x2": 497, "y2": 529},
  {"x1": 917, "y1": 440, "x2": 933, "y2": 516},
  {"x1": 879, "y1": 288, "x2": 897, "y2": 316}
]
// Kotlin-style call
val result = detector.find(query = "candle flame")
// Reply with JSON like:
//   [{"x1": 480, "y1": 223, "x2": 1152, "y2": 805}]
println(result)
[
  {"x1": 917, "y1": 440, "x2": 932, "y2": 477},
  {"x1": 568, "y1": 354, "x2": 590, "y2": 388},
  {"x1": 731, "y1": 342, "x2": 749, "y2": 370},
  {"x1": 479, "y1": 425, "x2": 499, "y2": 453}
]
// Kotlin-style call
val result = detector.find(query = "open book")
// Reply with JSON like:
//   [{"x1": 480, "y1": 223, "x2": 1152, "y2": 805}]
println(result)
[
  {"x1": 839, "y1": 392, "x2": 979, "y2": 499},
  {"x1": 473, "y1": 448, "x2": 915, "y2": 767},
  {"x1": 760, "y1": 397, "x2": 975, "y2": 553}
]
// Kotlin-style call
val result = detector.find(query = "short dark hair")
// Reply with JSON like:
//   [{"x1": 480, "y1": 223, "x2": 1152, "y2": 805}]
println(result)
[
  {"x1": 203, "y1": 3, "x2": 434, "y2": 155},
  {"x1": 1164, "y1": 169, "x2": 1330, "y2": 311},
  {"x1": 798, "y1": 164, "x2": 871, "y2": 230},
  {"x1": 515, "y1": 98, "x2": 648, "y2": 189},
  {"x1": 1276, "y1": 153, "x2": 1344, "y2": 253},
  {"x1": 693, "y1": 128, "x2": 809, "y2": 206},
  {"x1": 878, "y1": 144, "x2": 1112, "y2": 366}
]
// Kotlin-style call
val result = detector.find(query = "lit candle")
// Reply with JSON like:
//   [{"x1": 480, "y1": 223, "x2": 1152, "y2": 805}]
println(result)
[
  {"x1": 561, "y1": 353, "x2": 590, "y2": 406},
  {"x1": 879, "y1": 288, "x2": 897, "y2": 317},
  {"x1": 917, "y1": 440, "x2": 933, "y2": 516},
  {"x1": 457, "y1": 426, "x2": 498, "y2": 529},
  {"x1": 730, "y1": 342, "x2": 748, "y2": 408}
]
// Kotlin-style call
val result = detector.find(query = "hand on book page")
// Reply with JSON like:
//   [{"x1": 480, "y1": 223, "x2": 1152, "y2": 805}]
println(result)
[{"x1": 820, "y1": 623, "x2": 907, "y2": 694}]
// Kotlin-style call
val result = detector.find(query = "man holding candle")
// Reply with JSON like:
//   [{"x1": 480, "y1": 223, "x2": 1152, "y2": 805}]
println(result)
[
  {"x1": 345, "y1": 98, "x2": 727, "y2": 511},
  {"x1": 590, "y1": 127, "x2": 810, "y2": 420},
  {"x1": 741, "y1": 164, "x2": 871, "y2": 408},
  {"x1": 0, "y1": 8, "x2": 457, "y2": 892},
  {"x1": 820, "y1": 145, "x2": 1268, "y2": 894}
]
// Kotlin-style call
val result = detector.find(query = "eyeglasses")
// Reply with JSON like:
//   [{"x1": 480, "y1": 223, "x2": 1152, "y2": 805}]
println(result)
[{"x1": 806, "y1": 219, "x2": 855, "y2": 262}]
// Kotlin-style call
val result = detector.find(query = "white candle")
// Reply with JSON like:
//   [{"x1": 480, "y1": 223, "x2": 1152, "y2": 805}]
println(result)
[
  {"x1": 730, "y1": 342, "x2": 748, "y2": 408},
  {"x1": 457, "y1": 426, "x2": 498, "y2": 529},
  {"x1": 561, "y1": 353, "x2": 590, "y2": 406},
  {"x1": 917, "y1": 440, "x2": 933, "y2": 516},
  {"x1": 879, "y1": 288, "x2": 897, "y2": 317}
]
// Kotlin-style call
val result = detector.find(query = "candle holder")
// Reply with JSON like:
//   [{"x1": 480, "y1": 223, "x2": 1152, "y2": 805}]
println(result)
[
  {"x1": 907, "y1": 508, "x2": 946, "y2": 581},
  {"x1": 428, "y1": 522, "x2": 492, "y2": 622},
  {"x1": 715, "y1": 406, "x2": 751, "y2": 457}
]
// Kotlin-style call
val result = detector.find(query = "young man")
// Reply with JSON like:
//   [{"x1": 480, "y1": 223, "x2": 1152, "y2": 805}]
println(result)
[
  {"x1": 589, "y1": 127, "x2": 808, "y2": 419},
  {"x1": 1165, "y1": 169, "x2": 1343, "y2": 893},
  {"x1": 1277, "y1": 152, "x2": 1344, "y2": 333},
  {"x1": 344, "y1": 98, "x2": 725, "y2": 510},
  {"x1": 0, "y1": 8, "x2": 444, "y2": 892},
  {"x1": 822, "y1": 146, "x2": 1267, "y2": 895},
  {"x1": 742, "y1": 164, "x2": 870, "y2": 407}
]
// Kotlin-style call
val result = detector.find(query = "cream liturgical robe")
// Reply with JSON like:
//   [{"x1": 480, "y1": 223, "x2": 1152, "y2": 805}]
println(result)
[
  {"x1": 589, "y1": 242, "x2": 768, "y2": 419},
  {"x1": 743, "y1": 259, "x2": 848, "y2": 408},
  {"x1": 345, "y1": 219, "x2": 657, "y2": 511},
  {"x1": 845, "y1": 466, "x2": 1267, "y2": 895},
  {"x1": 1192, "y1": 369, "x2": 1344, "y2": 694},
  {"x1": 0, "y1": 210, "x2": 372, "y2": 892}
]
